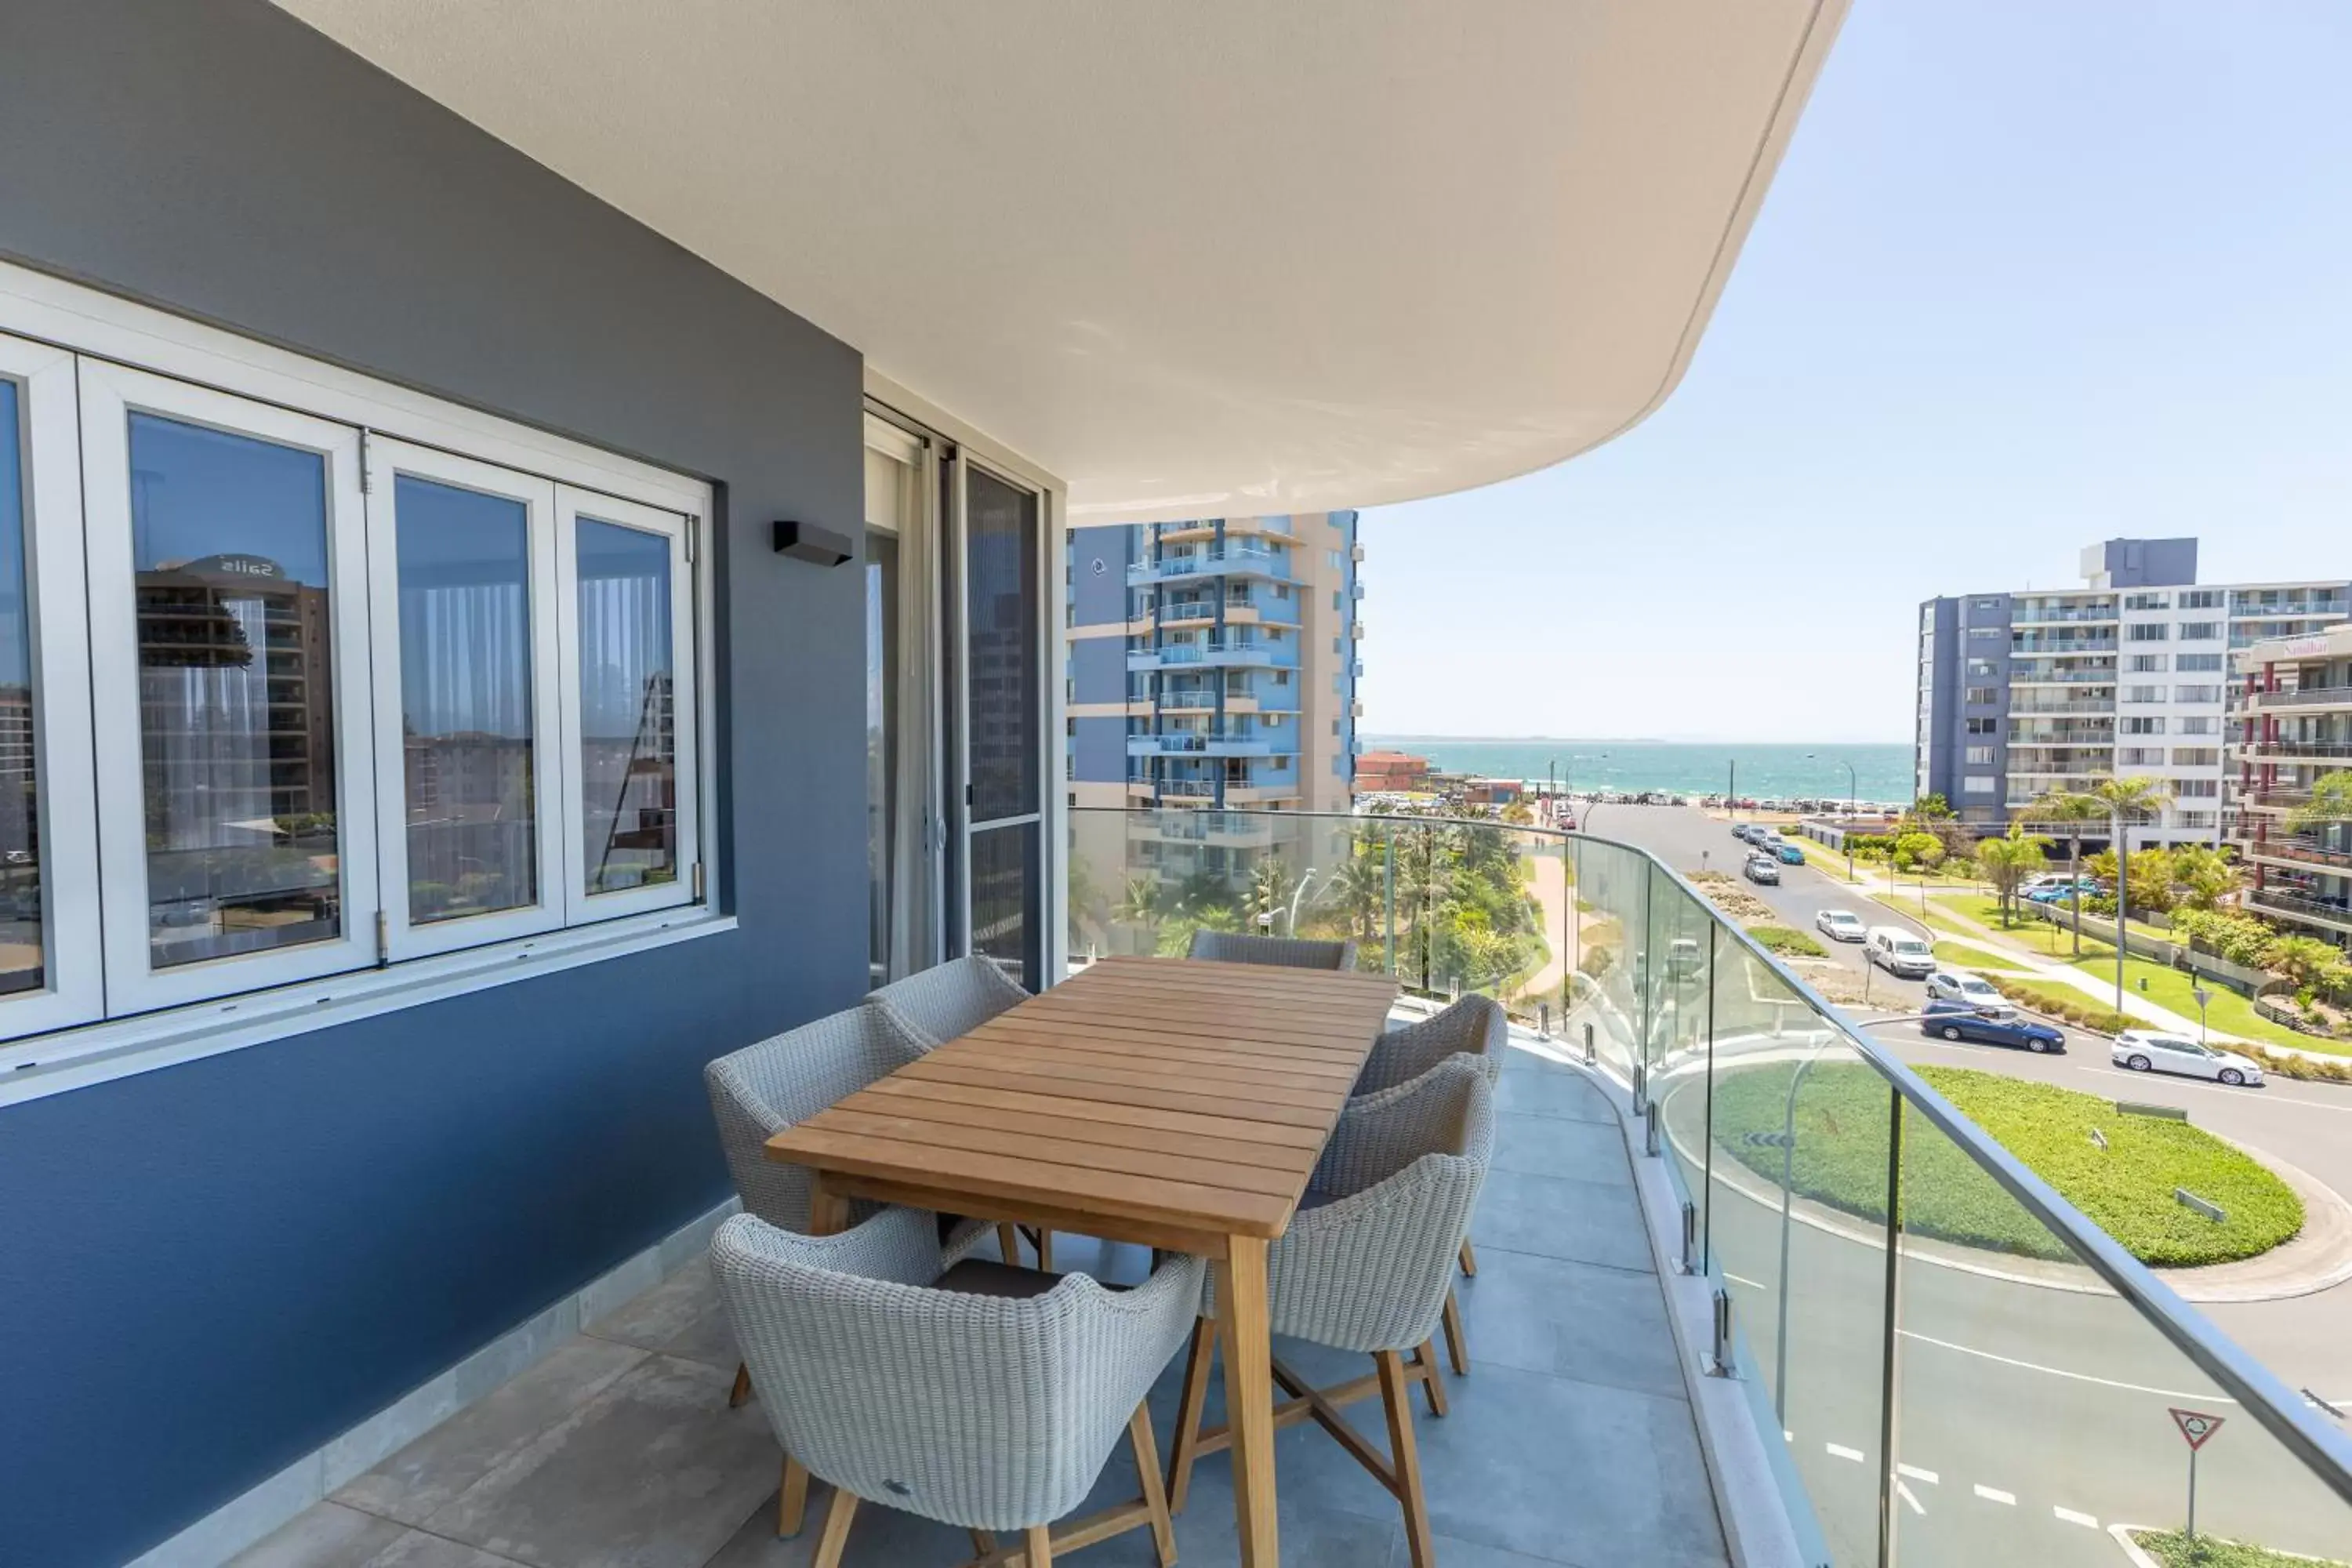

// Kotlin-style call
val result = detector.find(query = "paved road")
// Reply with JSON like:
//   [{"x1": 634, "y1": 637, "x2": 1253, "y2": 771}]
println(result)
[{"x1": 1575, "y1": 804, "x2": 2352, "y2": 1560}]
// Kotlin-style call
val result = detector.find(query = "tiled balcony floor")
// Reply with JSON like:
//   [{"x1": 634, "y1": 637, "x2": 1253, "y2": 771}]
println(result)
[{"x1": 233, "y1": 1043, "x2": 1721, "y2": 1568}]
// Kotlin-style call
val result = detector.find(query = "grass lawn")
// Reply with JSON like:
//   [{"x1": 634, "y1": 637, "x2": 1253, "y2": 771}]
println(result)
[
  {"x1": 2063, "y1": 948, "x2": 2352, "y2": 1057},
  {"x1": 1747, "y1": 924, "x2": 1827, "y2": 958},
  {"x1": 1710, "y1": 1064, "x2": 2303, "y2": 1266},
  {"x1": 1931, "y1": 940, "x2": 2027, "y2": 973},
  {"x1": 1869, "y1": 891, "x2": 1979, "y2": 943},
  {"x1": 2130, "y1": 1529, "x2": 2349, "y2": 1568}
]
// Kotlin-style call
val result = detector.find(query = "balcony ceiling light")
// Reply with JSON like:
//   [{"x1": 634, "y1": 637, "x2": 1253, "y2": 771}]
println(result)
[{"x1": 272, "y1": 0, "x2": 1844, "y2": 520}]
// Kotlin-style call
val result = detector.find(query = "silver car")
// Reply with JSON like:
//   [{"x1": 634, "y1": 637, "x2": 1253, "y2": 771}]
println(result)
[
  {"x1": 2111, "y1": 1030, "x2": 2265, "y2": 1087},
  {"x1": 1924, "y1": 971, "x2": 2012, "y2": 1015}
]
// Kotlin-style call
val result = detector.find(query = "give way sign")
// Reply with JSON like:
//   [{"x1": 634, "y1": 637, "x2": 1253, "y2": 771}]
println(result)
[{"x1": 2169, "y1": 1408, "x2": 2226, "y2": 1450}]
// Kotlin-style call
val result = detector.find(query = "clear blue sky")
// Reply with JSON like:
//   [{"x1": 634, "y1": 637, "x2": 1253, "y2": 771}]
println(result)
[{"x1": 1359, "y1": 2, "x2": 2352, "y2": 745}]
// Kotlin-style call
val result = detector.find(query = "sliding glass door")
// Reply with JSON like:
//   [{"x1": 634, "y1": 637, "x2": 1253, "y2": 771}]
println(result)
[{"x1": 951, "y1": 456, "x2": 1044, "y2": 990}]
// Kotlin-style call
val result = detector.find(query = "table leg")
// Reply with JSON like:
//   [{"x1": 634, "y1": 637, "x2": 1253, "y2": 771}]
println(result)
[
  {"x1": 806, "y1": 1174, "x2": 850, "y2": 1238},
  {"x1": 1218, "y1": 1236, "x2": 1277, "y2": 1568}
]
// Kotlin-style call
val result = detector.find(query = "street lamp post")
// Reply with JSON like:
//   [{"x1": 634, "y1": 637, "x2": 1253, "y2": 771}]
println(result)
[
  {"x1": 1807, "y1": 754, "x2": 1862, "y2": 884},
  {"x1": 1285, "y1": 868, "x2": 1319, "y2": 935}
]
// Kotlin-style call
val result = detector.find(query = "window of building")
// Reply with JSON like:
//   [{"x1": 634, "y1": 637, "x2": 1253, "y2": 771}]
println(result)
[
  {"x1": 2117, "y1": 747, "x2": 2162, "y2": 766},
  {"x1": 1965, "y1": 659, "x2": 1996, "y2": 678},
  {"x1": 2170, "y1": 747, "x2": 2220, "y2": 767},
  {"x1": 2173, "y1": 688, "x2": 2220, "y2": 707},
  {"x1": 1971, "y1": 597, "x2": 2001, "y2": 612},
  {"x1": 2174, "y1": 778, "x2": 2220, "y2": 797},
  {"x1": 2176, "y1": 652, "x2": 2223, "y2": 672},
  {"x1": 1965, "y1": 717, "x2": 1998, "y2": 735},
  {"x1": 1968, "y1": 626, "x2": 2002, "y2": 640},
  {"x1": 1965, "y1": 746, "x2": 1994, "y2": 765},
  {"x1": 1962, "y1": 775, "x2": 1995, "y2": 795},
  {"x1": 0, "y1": 326, "x2": 706, "y2": 1044},
  {"x1": 2127, "y1": 623, "x2": 2169, "y2": 641},
  {"x1": 2175, "y1": 810, "x2": 2217, "y2": 829},
  {"x1": 2180, "y1": 590, "x2": 2221, "y2": 609},
  {"x1": 2124, "y1": 593, "x2": 2169, "y2": 611},
  {"x1": 2123, "y1": 685, "x2": 2161, "y2": 703},
  {"x1": 2178, "y1": 621, "x2": 2220, "y2": 641},
  {"x1": 2122, "y1": 716, "x2": 2165, "y2": 735},
  {"x1": 2128, "y1": 653, "x2": 2168, "y2": 673},
  {"x1": 1965, "y1": 686, "x2": 1999, "y2": 706}
]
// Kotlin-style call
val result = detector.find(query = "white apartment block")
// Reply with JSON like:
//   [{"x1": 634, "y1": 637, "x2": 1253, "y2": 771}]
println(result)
[{"x1": 1917, "y1": 539, "x2": 2349, "y2": 848}]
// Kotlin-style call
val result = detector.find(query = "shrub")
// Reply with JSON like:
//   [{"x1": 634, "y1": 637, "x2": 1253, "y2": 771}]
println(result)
[
  {"x1": 2171, "y1": 907, "x2": 2281, "y2": 968},
  {"x1": 2242, "y1": 1045, "x2": 2352, "y2": 1083},
  {"x1": 1747, "y1": 924, "x2": 1826, "y2": 958},
  {"x1": 1984, "y1": 975, "x2": 2131, "y2": 1034}
]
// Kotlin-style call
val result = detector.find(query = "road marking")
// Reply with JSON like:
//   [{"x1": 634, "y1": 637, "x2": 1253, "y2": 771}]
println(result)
[
  {"x1": 1825, "y1": 1443, "x2": 1866, "y2": 1463},
  {"x1": 1973, "y1": 1485, "x2": 2016, "y2": 1506},
  {"x1": 1897, "y1": 1328, "x2": 2238, "y2": 1403},
  {"x1": 1896, "y1": 1464, "x2": 1940, "y2": 1484},
  {"x1": 1896, "y1": 1480, "x2": 1926, "y2": 1516},
  {"x1": 1724, "y1": 1272, "x2": 1766, "y2": 1290},
  {"x1": 2054, "y1": 1507, "x2": 2100, "y2": 1528}
]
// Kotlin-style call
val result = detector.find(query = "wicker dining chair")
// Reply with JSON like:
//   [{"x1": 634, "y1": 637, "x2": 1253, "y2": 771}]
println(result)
[
  {"x1": 1355, "y1": 992, "x2": 1511, "y2": 1359},
  {"x1": 703, "y1": 1002, "x2": 989, "y2": 1405},
  {"x1": 712, "y1": 1207, "x2": 1203, "y2": 1568},
  {"x1": 1185, "y1": 929, "x2": 1358, "y2": 970},
  {"x1": 866, "y1": 955, "x2": 1040, "y2": 1270},
  {"x1": 1165, "y1": 1057, "x2": 1494, "y2": 1568}
]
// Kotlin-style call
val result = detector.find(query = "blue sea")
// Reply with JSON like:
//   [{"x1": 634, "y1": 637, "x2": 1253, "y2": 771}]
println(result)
[{"x1": 1366, "y1": 739, "x2": 1914, "y2": 806}]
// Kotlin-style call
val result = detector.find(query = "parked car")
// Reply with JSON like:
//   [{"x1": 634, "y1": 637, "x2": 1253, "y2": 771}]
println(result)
[
  {"x1": 1925, "y1": 971, "x2": 2013, "y2": 1014},
  {"x1": 2025, "y1": 878, "x2": 2101, "y2": 905},
  {"x1": 1919, "y1": 999, "x2": 2065, "y2": 1053},
  {"x1": 2111, "y1": 1030, "x2": 2265, "y2": 1087},
  {"x1": 1733, "y1": 823, "x2": 1760, "y2": 843},
  {"x1": 1775, "y1": 841, "x2": 1806, "y2": 865},
  {"x1": 1665, "y1": 936, "x2": 1704, "y2": 982},
  {"x1": 1866, "y1": 926, "x2": 1936, "y2": 978},
  {"x1": 1814, "y1": 909, "x2": 1867, "y2": 942},
  {"x1": 1742, "y1": 855, "x2": 1781, "y2": 885}
]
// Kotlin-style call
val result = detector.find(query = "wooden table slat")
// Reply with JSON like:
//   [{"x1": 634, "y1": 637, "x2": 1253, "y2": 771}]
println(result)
[
  {"x1": 950, "y1": 1036, "x2": 1359, "y2": 1096},
  {"x1": 856, "y1": 1076, "x2": 1330, "y2": 1151},
  {"x1": 831, "y1": 1090, "x2": 1318, "y2": 1174},
  {"x1": 958, "y1": 1018, "x2": 1367, "y2": 1077},
  {"x1": 811, "y1": 1108, "x2": 1309, "y2": 1197},
  {"x1": 895, "y1": 1058, "x2": 1341, "y2": 1129}
]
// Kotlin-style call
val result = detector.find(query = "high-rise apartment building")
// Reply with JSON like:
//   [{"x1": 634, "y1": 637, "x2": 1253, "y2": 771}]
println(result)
[
  {"x1": 1066, "y1": 514, "x2": 1363, "y2": 838},
  {"x1": 2230, "y1": 622, "x2": 2352, "y2": 951},
  {"x1": 1916, "y1": 539, "x2": 2350, "y2": 847}
]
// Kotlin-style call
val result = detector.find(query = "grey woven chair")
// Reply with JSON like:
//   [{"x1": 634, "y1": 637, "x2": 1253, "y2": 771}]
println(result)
[
  {"x1": 867, "y1": 953, "x2": 1028, "y2": 1050},
  {"x1": 866, "y1": 955, "x2": 1042, "y2": 1271},
  {"x1": 713, "y1": 1207, "x2": 1203, "y2": 1567},
  {"x1": 1186, "y1": 929, "x2": 1357, "y2": 970},
  {"x1": 1167, "y1": 1057, "x2": 1494, "y2": 1568},
  {"x1": 703, "y1": 1003, "x2": 989, "y2": 1405}
]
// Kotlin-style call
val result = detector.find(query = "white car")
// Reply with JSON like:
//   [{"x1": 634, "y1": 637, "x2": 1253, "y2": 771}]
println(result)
[
  {"x1": 1925, "y1": 971, "x2": 2013, "y2": 1015},
  {"x1": 2111, "y1": 1030, "x2": 2265, "y2": 1087},
  {"x1": 1814, "y1": 909, "x2": 1867, "y2": 942}
]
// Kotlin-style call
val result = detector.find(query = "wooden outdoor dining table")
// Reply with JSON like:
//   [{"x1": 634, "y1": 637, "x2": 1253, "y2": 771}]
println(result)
[{"x1": 764, "y1": 953, "x2": 1401, "y2": 1567}]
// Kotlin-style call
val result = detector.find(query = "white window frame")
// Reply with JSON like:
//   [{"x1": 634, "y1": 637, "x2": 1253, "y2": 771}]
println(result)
[
  {"x1": 80, "y1": 360, "x2": 383, "y2": 1013},
  {"x1": 365, "y1": 438, "x2": 568, "y2": 960},
  {"x1": 0, "y1": 332, "x2": 103, "y2": 1036},
  {"x1": 556, "y1": 485, "x2": 700, "y2": 924}
]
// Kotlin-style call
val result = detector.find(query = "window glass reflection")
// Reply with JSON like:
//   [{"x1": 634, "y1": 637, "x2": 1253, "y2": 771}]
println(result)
[
  {"x1": 577, "y1": 518, "x2": 675, "y2": 894},
  {"x1": 396, "y1": 475, "x2": 535, "y2": 924},
  {"x1": 130, "y1": 413, "x2": 341, "y2": 967},
  {"x1": 0, "y1": 382, "x2": 42, "y2": 995}
]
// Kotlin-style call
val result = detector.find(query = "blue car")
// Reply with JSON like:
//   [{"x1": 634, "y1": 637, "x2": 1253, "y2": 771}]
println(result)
[
  {"x1": 1775, "y1": 842, "x2": 1806, "y2": 865},
  {"x1": 1918, "y1": 999, "x2": 2065, "y2": 1053}
]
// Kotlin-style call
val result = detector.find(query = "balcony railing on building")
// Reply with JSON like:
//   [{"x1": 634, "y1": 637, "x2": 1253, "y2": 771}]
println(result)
[
  {"x1": 2249, "y1": 683, "x2": 2352, "y2": 710},
  {"x1": 1126, "y1": 546, "x2": 1286, "y2": 585}
]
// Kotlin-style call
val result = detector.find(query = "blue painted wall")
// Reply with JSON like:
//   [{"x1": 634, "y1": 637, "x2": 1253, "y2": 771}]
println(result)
[{"x1": 0, "y1": 2, "x2": 868, "y2": 1562}]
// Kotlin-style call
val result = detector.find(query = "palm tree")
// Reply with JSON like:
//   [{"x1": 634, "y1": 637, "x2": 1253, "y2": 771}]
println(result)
[
  {"x1": 1976, "y1": 826, "x2": 2049, "y2": 927},
  {"x1": 1113, "y1": 874, "x2": 1168, "y2": 956},
  {"x1": 2168, "y1": 844, "x2": 2242, "y2": 913},
  {"x1": 2285, "y1": 769, "x2": 2352, "y2": 834},
  {"x1": 2085, "y1": 775, "x2": 2172, "y2": 1015},
  {"x1": 2024, "y1": 789, "x2": 2106, "y2": 956}
]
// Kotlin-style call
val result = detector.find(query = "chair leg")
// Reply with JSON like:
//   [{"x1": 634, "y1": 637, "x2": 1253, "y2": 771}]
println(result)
[
  {"x1": 1443, "y1": 1288, "x2": 1470, "y2": 1377},
  {"x1": 728, "y1": 1360, "x2": 753, "y2": 1407},
  {"x1": 811, "y1": 1486, "x2": 859, "y2": 1568},
  {"x1": 1024, "y1": 1523, "x2": 1055, "y2": 1566},
  {"x1": 1377, "y1": 1351, "x2": 1439, "y2": 1568},
  {"x1": 1165, "y1": 1316, "x2": 1218, "y2": 1513},
  {"x1": 1036, "y1": 1230, "x2": 1054, "y2": 1272},
  {"x1": 778, "y1": 1453, "x2": 811, "y2": 1537},
  {"x1": 998, "y1": 1221, "x2": 1025, "y2": 1264},
  {"x1": 1128, "y1": 1401, "x2": 1178, "y2": 1567},
  {"x1": 970, "y1": 1529, "x2": 999, "y2": 1555},
  {"x1": 1414, "y1": 1340, "x2": 1448, "y2": 1418},
  {"x1": 1459, "y1": 1239, "x2": 1478, "y2": 1278}
]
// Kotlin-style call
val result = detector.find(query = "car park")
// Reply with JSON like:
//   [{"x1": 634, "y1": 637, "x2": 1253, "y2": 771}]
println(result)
[
  {"x1": 1743, "y1": 855, "x2": 1780, "y2": 885},
  {"x1": 1866, "y1": 927, "x2": 1936, "y2": 978},
  {"x1": 2111, "y1": 1030, "x2": 2265, "y2": 1087},
  {"x1": 1814, "y1": 909, "x2": 1867, "y2": 942},
  {"x1": 1918, "y1": 999, "x2": 2065, "y2": 1052},
  {"x1": 1925, "y1": 971, "x2": 2013, "y2": 1014}
]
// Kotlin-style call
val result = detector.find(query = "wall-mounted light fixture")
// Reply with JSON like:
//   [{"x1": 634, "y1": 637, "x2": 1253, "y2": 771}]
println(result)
[{"x1": 773, "y1": 519, "x2": 853, "y2": 567}]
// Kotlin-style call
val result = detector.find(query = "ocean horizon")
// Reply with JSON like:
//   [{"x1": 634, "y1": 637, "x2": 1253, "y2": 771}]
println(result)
[{"x1": 1365, "y1": 737, "x2": 1914, "y2": 804}]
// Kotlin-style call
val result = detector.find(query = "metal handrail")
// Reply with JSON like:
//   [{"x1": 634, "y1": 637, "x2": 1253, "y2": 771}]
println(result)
[{"x1": 1065, "y1": 803, "x2": 2352, "y2": 1508}]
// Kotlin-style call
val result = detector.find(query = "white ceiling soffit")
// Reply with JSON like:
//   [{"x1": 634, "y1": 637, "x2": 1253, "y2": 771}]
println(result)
[{"x1": 274, "y1": 1, "x2": 1846, "y2": 522}]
